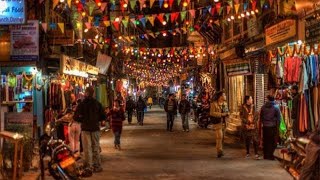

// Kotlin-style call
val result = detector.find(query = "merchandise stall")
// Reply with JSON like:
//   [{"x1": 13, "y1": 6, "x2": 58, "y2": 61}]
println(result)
[
  {"x1": 45, "y1": 55, "x2": 101, "y2": 140},
  {"x1": 0, "y1": 62, "x2": 39, "y2": 135}
]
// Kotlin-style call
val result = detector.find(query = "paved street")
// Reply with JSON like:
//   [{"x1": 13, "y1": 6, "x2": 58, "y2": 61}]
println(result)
[{"x1": 89, "y1": 106, "x2": 292, "y2": 180}]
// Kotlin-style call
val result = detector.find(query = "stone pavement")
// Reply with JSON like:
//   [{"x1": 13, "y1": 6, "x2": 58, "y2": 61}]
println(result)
[{"x1": 88, "y1": 106, "x2": 292, "y2": 180}]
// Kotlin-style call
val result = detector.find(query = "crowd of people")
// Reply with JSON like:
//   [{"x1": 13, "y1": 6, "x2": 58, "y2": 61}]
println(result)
[{"x1": 53, "y1": 86, "x2": 319, "y2": 178}]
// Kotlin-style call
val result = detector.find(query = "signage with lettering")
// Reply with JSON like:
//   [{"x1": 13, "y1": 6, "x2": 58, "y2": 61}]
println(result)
[
  {"x1": 265, "y1": 19, "x2": 296, "y2": 46},
  {"x1": 0, "y1": 0, "x2": 25, "y2": 25},
  {"x1": 224, "y1": 61, "x2": 251, "y2": 76},
  {"x1": 5, "y1": 112, "x2": 33, "y2": 125},
  {"x1": 305, "y1": 10, "x2": 320, "y2": 44},
  {"x1": 10, "y1": 20, "x2": 39, "y2": 61},
  {"x1": 61, "y1": 55, "x2": 99, "y2": 77},
  {"x1": 48, "y1": 29, "x2": 75, "y2": 45},
  {"x1": 247, "y1": 17, "x2": 259, "y2": 38}
]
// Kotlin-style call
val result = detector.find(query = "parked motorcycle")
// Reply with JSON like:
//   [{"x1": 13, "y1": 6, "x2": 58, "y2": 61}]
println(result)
[
  {"x1": 197, "y1": 103, "x2": 210, "y2": 128},
  {"x1": 39, "y1": 122, "x2": 80, "y2": 180}
]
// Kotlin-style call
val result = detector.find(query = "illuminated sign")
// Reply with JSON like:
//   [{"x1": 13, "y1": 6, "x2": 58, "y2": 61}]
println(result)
[
  {"x1": 0, "y1": 0, "x2": 26, "y2": 25},
  {"x1": 61, "y1": 55, "x2": 99, "y2": 78}
]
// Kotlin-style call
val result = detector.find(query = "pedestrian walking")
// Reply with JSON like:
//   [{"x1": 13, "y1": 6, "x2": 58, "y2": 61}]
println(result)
[
  {"x1": 260, "y1": 95, "x2": 281, "y2": 160},
  {"x1": 209, "y1": 91, "x2": 229, "y2": 158},
  {"x1": 126, "y1": 96, "x2": 136, "y2": 124},
  {"x1": 108, "y1": 100, "x2": 126, "y2": 150},
  {"x1": 136, "y1": 96, "x2": 147, "y2": 125},
  {"x1": 164, "y1": 94, "x2": 178, "y2": 132},
  {"x1": 191, "y1": 96, "x2": 199, "y2": 122},
  {"x1": 73, "y1": 86, "x2": 105, "y2": 173},
  {"x1": 179, "y1": 94, "x2": 191, "y2": 132},
  {"x1": 147, "y1": 96, "x2": 153, "y2": 109},
  {"x1": 240, "y1": 95, "x2": 260, "y2": 160}
]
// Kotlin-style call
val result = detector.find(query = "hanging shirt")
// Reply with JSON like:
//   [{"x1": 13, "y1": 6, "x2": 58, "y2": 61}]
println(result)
[
  {"x1": 299, "y1": 61, "x2": 309, "y2": 92},
  {"x1": 284, "y1": 56, "x2": 302, "y2": 83}
]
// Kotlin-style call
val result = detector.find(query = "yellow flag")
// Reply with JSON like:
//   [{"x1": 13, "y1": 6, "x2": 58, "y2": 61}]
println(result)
[
  {"x1": 150, "y1": 0, "x2": 155, "y2": 8},
  {"x1": 53, "y1": 0, "x2": 59, "y2": 9},
  {"x1": 234, "y1": 4, "x2": 240, "y2": 14},
  {"x1": 147, "y1": 15, "x2": 155, "y2": 26},
  {"x1": 88, "y1": 16, "x2": 94, "y2": 23},
  {"x1": 67, "y1": 0, "x2": 72, "y2": 8},
  {"x1": 103, "y1": 21, "x2": 110, "y2": 27},
  {"x1": 57, "y1": 23, "x2": 65, "y2": 34}
]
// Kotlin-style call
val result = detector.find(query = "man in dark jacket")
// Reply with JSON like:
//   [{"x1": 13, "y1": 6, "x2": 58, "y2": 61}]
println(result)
[
  {"x1": 179, "y1": 94, "x2": 191, "y2": 132},
  {"x1": 74, "y1": 86, "x2": 105, "y2": 172},
  {"x1": 164, "y1": 94, "x2": 178, "y2": 132},
  {"x1": 260, "y1": 95, "x2": 281, "y2": 160},
  {"x1": 136, "y1": 96, "x2": 146, "y2": 125},
  {"x1": 126, "y1": 96, "x2": 135, "y2": 124}
]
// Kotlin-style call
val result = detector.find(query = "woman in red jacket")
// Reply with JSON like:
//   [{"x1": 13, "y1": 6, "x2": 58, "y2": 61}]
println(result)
[{"x1": 108, "y1": 100, "x2": 125, "y2": 150}]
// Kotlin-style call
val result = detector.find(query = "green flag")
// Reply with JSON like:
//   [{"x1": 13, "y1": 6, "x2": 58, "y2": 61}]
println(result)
[{"x1": 180, "y1": 11, "x2": 187, "y2": 21}]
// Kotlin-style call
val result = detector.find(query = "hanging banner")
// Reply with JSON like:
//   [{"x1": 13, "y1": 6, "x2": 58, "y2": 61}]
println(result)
[
  {"x1": 96, "y1": 52, "x2": 112, "y2": 74},
  {"x1": 265, "y1": 19, "x2": 296, "y2": 46},
  {"x1": 10, "y1": 20, "x2": 39, "y2": 61},
  {"x1": 0, "y1": 0, "x2": 26, "y2": 25},
  {"x1": 61, "y1": 55, "x2": 99, "y2": 77}
]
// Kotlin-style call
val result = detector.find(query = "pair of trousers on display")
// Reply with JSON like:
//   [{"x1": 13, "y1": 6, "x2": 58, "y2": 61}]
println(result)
[
  {"x1": 263, "y1": 126, "x2": 277, "y2": 160},
  {"x1": 81, "y1": 131, "x2": 101, "y2": 169},
  {"x1": 68, "y1": 122, "x2": 81, "y2": 152},
  {"x1": 167, "y1": 113, "x2": 175, "y2": 131},
  {"x1": 137, "y1": 111, "x2": 144, "y2": 123},
  {"x1": 213, "y1": 123, "x2": 224, "y2": 155},
  {"x1": 181, "y1": 113, "x2": 189, "y2": 131}
]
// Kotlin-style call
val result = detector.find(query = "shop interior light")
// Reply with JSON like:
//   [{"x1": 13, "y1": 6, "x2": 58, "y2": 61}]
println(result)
[
  {"x1": 123, "y1": 3, "x2": 128, "y2": 8},
  {"x1": 163, "y1": 32, "x2": 167, "y2": 37},
  {"x1": 251, "y1": 10, "x2": 255, "y2": 15},
  {"x1": 84, "y1": 28, "x2": 89, "y2": 33},
  {"x1": 231, "y1": 15, "x2": 235, "y2": 20},
  {"x1": 241, "y1": 13, "x2": 245, "y2": 18},
  {"x1": 97, "y1": 2, "x2": 102, "y2": 6},
  {"x1": 75, "y1": 0, "x2": 79, "y2": 3},
  {"x1": 162, "y1": 21, "x2": 167, "y2": 25},
  {"x1": 95, "y1": 34, "x2": 99, "y2": 39},
  {"x1": 119, "y1": 36, "x2": 123, "y2": 40},
  {"x1": 164, "y1": 2, "x2": 169, "y2": 8},
  {"x1": 227, "y1": 18, "x2": 231, "y2": 21},
  {"x1": 115, "y1": 17, "x2": 120, "y2": 22},
  {"x1": 214, "y1": 0, "x2": 219, "y2": 2},
  {"x1": 238, "y1": 15, "x2": 241, "y2": 19},
  {"x1": 183, "y1": 1, "x2": 188, "y2": 7},
  {"x1": 246, "y1": 11, "x2": 250, "y2": 16},
  {"x1": 255, "y1": 9, "x2": 259, "y2": 13},
  {"x1": 60, "y1": 0, "x2": 65, "y2": 3},
  {"x1": 82, "y1": 12, "x2": 86, "y2": 16}
]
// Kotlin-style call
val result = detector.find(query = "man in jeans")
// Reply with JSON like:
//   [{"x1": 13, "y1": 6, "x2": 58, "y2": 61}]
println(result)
[
  {"x1": 164, "y1": 94, "x2": 178, "y2": 132},
  {"x1": 74, "y1": 86, "x2": 106, "y2": 173},
  {"x1": 126, "y1": 96, "x2": 135, "y2": 124},
  {"x1": 179, "y1": 94, "x2": 191, "y2": 132}
]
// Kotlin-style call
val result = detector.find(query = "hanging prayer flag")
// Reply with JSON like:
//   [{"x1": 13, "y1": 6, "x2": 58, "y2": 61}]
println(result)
[
  {"x1": 150, "y1": 0, "x2": 156, "y2": 8},
  {"x1": 130, "y1": 0, "x2": 136, "y2": 10},
  {"x1": 140, "y1": 17, "x2": 146, "y2": 28},
  {"x1": 53, "y1": 0, "x2": 59, "y2": 9},
  {"x1": 122, "y1": 17, "x2": 129, "y2": 28},
  {"x1": 252, "y1": 0, "x2": 257, "y2": 10},
  {"x1": 112, "y1": 21, "x2": 120, "y2": 31},
  {"x1": 42, "y1": 23, "x2": 48, "y2": 33},
  {"x1": 227, "y1": 6, "x2": 231, "y2": 14},
  {"x1": 103, "y1": 21, "x2": 110, "y2": 27},
  {"x1": 147, "y1": 15, "x2": 155, "y2": 26},
  {"x1": 180, "y1": 11, "x2": 187, "y2": 21},
  {"x1": 58, "y1": 23, "x2": 65, "y2": 34},
  {"x1": 234, "y1": 3, "x2": 240, "y2": 14},
  {"x1": 269, "y1": 0, "x2": 274, "y2": 7},
  {"x1": 159, "y1": 0, "x2": 164, "y2": 7},
  {"x1": 100, "y1": 3, "x2": 108, "y2": 11},
  {"x1": 243, "y1": 2, "x2": 248, "y2": 10},
  {"x1": 260, "y1": 0, "x2": 265, "y2": 8},
  {"x1": 189, "y1": 9, "x2": 195, "y2": 18}
]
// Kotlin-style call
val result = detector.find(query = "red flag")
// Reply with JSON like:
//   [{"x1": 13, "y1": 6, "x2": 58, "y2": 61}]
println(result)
[
  {"x1": 113, "y1": 21, "x2": 120, "y2": 31},
  {"x1": 252, "y1": 0, "x2": 257, "y2": 10},
  {"x1": 157, "y1": 14, "x2": 164, "y2": 23}
]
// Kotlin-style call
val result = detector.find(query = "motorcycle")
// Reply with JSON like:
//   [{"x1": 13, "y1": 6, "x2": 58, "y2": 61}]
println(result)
[
  {"x1": 197, "y1": 103, "x2": 210, "y2": 128},
  {"x1": 276, "y1": 137, "x2": 310, "y2": 180},
  {"x1": 40, "y1": 122, "x2": 81, "y2": 180}
]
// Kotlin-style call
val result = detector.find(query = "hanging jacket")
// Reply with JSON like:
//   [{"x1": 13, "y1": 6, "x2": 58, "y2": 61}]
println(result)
[
  {"x1": 260, "y1": 101, "x2": 281, "y2": 127},
  {"x1": 284, "y1": 56, "x2": 302, "y2": 83}
]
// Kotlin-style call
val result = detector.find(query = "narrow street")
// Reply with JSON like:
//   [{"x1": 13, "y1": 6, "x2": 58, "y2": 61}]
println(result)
[{"x1": 90, "y1": 106, "x2": 292, "y2": 180}]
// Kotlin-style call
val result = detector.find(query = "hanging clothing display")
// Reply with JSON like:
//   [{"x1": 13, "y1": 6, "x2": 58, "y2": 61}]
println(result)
[{"x1": 284, "y1": 56, "x2": 302, "y2": 83}]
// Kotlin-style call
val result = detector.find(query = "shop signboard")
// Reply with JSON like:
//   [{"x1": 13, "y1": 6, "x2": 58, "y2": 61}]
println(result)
[
  {"x1": 5, "y1": 112, "x2": 33, "y2": 134},
  {"x1": 48, "y1": 29, "x2": 75, "y2": 45},
  {"x1": 0, "y1": 0, "x2": 26, "y2": 25},
  {"x1": 10, "y1": 20, "x2": 39, "y2": 61},
  {"x1": 224, "y1": 61, "x2": 251, "y2": 76},
  {"x1": 61, "y1": 55, "x2": 99, "y2": 77},
  {"x1": 265, "y1": 19, "x2": 296, "y2": 46},
  {"x1": 305, "y1": 10, "x2": 320, "y2": 44}
]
